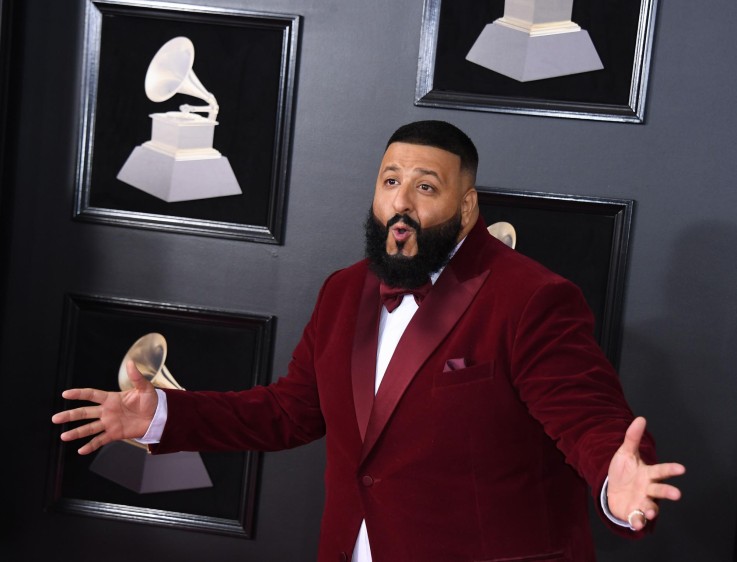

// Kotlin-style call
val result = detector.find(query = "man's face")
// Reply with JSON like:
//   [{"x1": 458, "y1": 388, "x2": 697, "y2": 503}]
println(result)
[
  {"x1": 364, "y1": 142, "x2": 478, "y2": 288},
  {"x1": 371, "y1": 142, "x2": 477, "y2": 257}
]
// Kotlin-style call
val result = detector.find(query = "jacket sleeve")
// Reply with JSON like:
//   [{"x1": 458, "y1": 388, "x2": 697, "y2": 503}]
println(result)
[
  {"x1": 150, "y1": 278, "x2": 334, "y2": 455},
  {"x1": 510, "y1": 277, "x2": 656, "y2": 537}
]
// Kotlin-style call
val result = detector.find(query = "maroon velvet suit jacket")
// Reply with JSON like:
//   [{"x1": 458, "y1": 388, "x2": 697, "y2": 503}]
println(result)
[{"x1": 154, "y1": 217, "x2": 655, "y2": 562}]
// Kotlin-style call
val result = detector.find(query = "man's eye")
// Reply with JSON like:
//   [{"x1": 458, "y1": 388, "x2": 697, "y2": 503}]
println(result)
[
  {"x1": 386, "y1": 178, "x2": 398, "y2": 186},
  {"x1": 418, "y1": 183, "x2": 434, "y2": 192}
]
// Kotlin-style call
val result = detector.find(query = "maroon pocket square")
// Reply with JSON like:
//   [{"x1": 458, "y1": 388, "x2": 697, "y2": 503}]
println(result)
[{"x1": 443, "y1": 357, "x2": 469, "y2": 372}]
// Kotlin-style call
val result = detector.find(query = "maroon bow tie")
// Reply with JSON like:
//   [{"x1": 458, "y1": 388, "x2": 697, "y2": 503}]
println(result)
[{"x1": 379, "y1": 280, "x2": 432, "y2": 312}]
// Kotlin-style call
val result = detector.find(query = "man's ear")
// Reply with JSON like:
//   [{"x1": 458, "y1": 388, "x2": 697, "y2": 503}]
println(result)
[{"x1": 461, "y1": 187, "x2": 478, "y2": 226}]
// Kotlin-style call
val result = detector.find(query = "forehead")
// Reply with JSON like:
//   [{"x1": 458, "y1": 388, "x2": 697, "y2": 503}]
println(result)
[{"x1": 379, "y1": 142, "x2": 462, "y2": 176}]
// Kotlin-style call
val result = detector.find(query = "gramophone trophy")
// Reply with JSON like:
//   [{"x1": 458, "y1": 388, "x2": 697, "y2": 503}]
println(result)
[
  {"x1": 466, "y1": 0, "x2": 603, "y2": 82},
  {"x1": 487, "y1": 221, "x2": 517, "y2": 250},
  {"x1": 116, "y1": 36, "x2": 242, "y2": 202},
  {"x1": 88, "y1": 333, "x2": 213, "y2": 494}
]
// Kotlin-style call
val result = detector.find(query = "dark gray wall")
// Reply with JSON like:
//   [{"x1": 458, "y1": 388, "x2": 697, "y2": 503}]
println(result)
[{"x1": 2, "y1": 0, "x2": 735, "y2": 560}]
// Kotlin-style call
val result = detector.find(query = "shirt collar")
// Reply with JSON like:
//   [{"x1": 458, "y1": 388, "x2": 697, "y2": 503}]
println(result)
[{"x1": 430, "y1": 236, "x2": 466, "y2": 285}]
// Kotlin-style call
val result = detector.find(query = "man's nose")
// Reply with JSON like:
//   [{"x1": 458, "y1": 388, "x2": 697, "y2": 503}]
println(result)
[{"x1": 391, "y1": 183, "x2": 414, "y2": 215}]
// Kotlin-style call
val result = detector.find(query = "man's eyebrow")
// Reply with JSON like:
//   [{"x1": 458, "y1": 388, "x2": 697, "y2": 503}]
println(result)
[
  {"x1": 415, "y1": 168, "x2": 441, "y2": 180},
  {"x1": 380, "y1": 165, "x2": 442, "y2": 181}
]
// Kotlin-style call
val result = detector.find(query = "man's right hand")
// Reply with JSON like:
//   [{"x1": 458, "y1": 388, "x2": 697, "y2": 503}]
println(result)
[{"x1": 51, "y1": 360, "x2": 158, "y2": 455}]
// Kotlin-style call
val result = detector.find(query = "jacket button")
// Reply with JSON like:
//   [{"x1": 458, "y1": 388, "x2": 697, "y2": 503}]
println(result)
[
  {"x1": 339, "y1": 552, "x2": 348, "y2": 561},
  {"x1": 361, "y1": 475, "x2": 374, "y2": 487}
]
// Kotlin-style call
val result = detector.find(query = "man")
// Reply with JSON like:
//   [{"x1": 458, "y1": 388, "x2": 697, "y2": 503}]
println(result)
[{"x1": 53, "y1": 120, "x2": 685, "y2": 561}]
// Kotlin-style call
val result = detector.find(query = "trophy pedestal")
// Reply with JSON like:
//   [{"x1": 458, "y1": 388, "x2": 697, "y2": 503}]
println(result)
[
  {"x1": 89, "y1": 441, "x2": 213, "y2": 494},
  {"x1": 117, "y1": 112, "x2": 242, "y2": 202},
  {"x1": 466, "y1": 20, "x2": 603, "y2": 82}
]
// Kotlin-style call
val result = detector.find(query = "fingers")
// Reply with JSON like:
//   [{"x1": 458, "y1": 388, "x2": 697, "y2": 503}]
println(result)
[
  {"x1": 51, "y1": 395, "x2": 106, "y2": 453},
  {"x1": 619, "y1": 416, "x2": 647, "y2": 456},
  {"x1": 126, "y1": 360, "x2": 143, "y2": 384},
  {"x1": 59, "y1": 387, "x2": 109, "y2": 405},
  {"x1": 647, "y1": 482, "x2": 682, "y2": 501},
  {"x1": 77, "y1": 432, "x2": 113, "y2": 455},
  {"x1": 51, "y1": 387, "x2": 109, "y2": 425},
  {"x1": 648, "y1": 462, "x2": 686, "y2": 480},
  {"x1": 621, "y1": 461, "x2": 685, "y2": 531},
  {"x1": 51, "y1": 404, "x2": 102, "y2": 425},
  {"x1": 60, "y1": 419, "x2": 105, "y2": 442},
  {"x1": 627, "y1": 508, "x2": 651, "y2": 531},
  {"x1": 644, "y1": 462, "x2": 685, "y2": 502},
  {"x1": 52, "y1": 381, "x2": 142, "y2": 456},
  {"x1": 125, "y1": 359, "x2": 151, "y2": 391},
  {"x1": 611, "y1": 476, "x2": 682, "y2": 527},
  {"x1": 54, "y1": 414, "x2": 108, "y2": 455},
  {"x1": 625, "y1": 497, "x2": 661, "y2": 530}
]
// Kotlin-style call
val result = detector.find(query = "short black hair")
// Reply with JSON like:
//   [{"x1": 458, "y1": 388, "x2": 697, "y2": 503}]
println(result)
[{"x1": 386, "y1": 120, "x2": 478, "y2": 179}]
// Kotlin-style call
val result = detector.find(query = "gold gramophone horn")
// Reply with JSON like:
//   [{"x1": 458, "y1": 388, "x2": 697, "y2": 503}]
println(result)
[
  {"x1": 487, "y1": 221, "x2": 517, "y2": 249},
  {"x1": 118, "y1": 333, "x2": 184, "y2": 391}
]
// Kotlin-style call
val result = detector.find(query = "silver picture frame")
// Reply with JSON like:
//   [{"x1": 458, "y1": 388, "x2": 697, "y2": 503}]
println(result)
[
  {"x1": 416, "y1": 0, "x2": 658, "y2": 123},
  {"x1": 73, "y1": 0, "x2": 300, "y2": 242}
]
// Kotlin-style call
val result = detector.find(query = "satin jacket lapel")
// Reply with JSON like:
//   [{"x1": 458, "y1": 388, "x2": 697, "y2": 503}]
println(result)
[
  {"x1": 351, "y1": 271, "x2": 381, "y2": 442},
  {"x1": 359, "y1": 264, "x2": 489, "y2": 465}
]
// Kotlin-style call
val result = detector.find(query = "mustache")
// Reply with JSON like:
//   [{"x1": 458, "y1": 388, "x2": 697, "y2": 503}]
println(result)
[
  {"x1": 365, "y1": 207, "x2": 462, "y2": 288},
  {"x1": 386, "y1": 214, "x2": 421, "y2": 231}
]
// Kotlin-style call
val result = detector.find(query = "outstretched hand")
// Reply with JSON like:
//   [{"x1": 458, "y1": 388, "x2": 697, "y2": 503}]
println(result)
[
  {"x1": 51, "y1": 361, "x2": 159, "y2": 455},
  {"x1": 607, "y1": 416, "x2": 686, "y2": 530}
]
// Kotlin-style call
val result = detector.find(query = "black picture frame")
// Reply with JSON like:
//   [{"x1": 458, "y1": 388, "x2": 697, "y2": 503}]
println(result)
[
  {"x1": 479, "y1": 187, "x2": 634, "y2": 366},
  {"x1": 47, "y1": 293, "x2": 275, "y2": 538},
  {"x1": 0, "y1": 0, "x2": 11, "y2": 177},
  {"x1": 416, "y1": 0, "x2": 658, "y2": 122},
  {"x1": 0, "y1": 0, "x2": 15, "y2": 331},
  {"x1": 73, "y1": 0, "x2": 300, "y2": 243}
]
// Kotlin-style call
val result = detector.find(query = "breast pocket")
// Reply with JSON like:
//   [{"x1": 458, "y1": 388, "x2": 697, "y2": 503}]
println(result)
[{"x1": 432, "y1": 360, "x2": 494, "y2": 389}]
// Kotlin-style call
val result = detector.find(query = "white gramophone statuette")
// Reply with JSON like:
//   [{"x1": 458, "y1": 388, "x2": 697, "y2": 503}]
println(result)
[{"x1": 117, "y1": 36, "x2": 242, "y2": 202}]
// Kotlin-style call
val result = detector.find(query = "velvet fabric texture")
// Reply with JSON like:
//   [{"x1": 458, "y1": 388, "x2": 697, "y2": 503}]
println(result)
[{"x1": 153, "y1": 217, "x2": 654, "y2": 562}]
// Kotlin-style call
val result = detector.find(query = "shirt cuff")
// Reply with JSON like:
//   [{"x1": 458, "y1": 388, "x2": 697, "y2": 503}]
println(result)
[
  {"x1": 600, "y1": 476, "x2": 636, "y2": 530},
  {"x1": 134, "y1": 388, "x2": 168, "y2": 444}
]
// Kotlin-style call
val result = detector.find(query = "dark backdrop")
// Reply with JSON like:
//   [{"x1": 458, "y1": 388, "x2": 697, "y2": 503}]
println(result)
[{"x1": 2, "y1": 0, "x2": 736, "y2": 560}]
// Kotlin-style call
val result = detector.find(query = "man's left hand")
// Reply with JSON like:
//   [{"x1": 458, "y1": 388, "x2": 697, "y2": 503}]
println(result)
[{"x1": 607, "y1": 416, "x2": 686, "y2": 530}]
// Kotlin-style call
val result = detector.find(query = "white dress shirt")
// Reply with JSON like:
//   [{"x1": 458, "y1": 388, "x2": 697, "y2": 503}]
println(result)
[{"x1": 352, "y1": 289, "x2": 423, "y2": 562}]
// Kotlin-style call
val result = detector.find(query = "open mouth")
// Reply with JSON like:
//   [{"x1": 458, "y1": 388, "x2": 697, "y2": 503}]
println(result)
[{"x1": 391, "y1": 223, "x2": 414, "y2": 243}]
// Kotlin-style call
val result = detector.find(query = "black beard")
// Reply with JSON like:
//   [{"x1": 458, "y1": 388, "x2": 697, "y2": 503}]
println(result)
[{"x1": 364, "y1": 209, "x2": 462, "y2": 289}]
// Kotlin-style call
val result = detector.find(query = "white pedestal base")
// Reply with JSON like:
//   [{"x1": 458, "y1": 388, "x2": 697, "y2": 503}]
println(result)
[
  {"x1": 117, "y1": 144, "x2": 242, "y2": 202},
  {"x1": 466, "y1": 22, "x2": 603, "y2": 82},
  {"x1": 89, "y1": 441, "x2": 213, "y2": 494}
]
